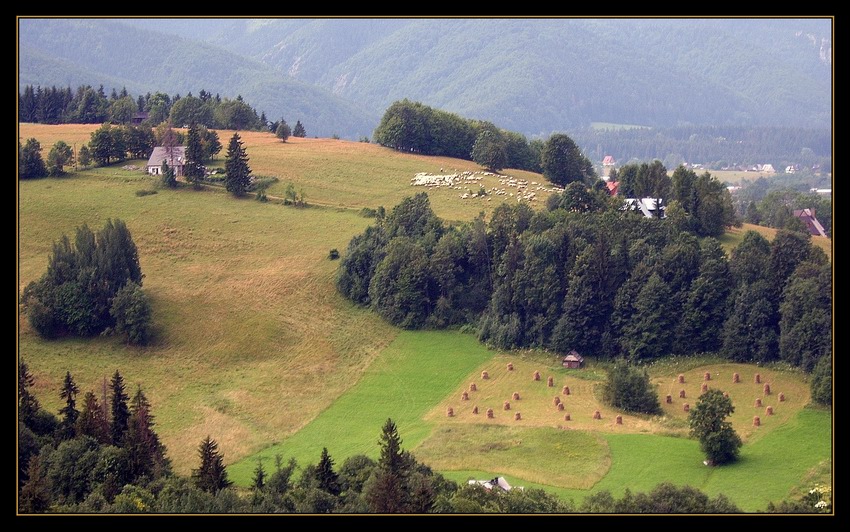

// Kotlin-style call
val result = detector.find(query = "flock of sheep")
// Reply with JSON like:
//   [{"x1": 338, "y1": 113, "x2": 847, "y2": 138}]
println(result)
[{"x1": 410, "y1": 170, "x2": 563, "y2": 203}]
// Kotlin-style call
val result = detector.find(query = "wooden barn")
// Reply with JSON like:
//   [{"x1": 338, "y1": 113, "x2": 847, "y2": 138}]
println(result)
[{"x1": 562, "y1": 351, "x2": 584, "y2": 369}]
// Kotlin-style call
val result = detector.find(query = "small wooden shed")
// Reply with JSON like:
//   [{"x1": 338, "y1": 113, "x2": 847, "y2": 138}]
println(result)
[{"x1": 562, "y1": 350, "x2": 584, "y2": 369}]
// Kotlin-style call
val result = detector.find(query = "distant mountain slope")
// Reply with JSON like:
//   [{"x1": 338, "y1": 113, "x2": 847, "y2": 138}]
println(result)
[
  {"x1": 128, "y1": 18, "x2": 830, "y2": 134},
  {"x1": 18, "y1": 19, "x2": 377, "y2": 138},
  {"x1": 20, "y1": 18, "x2": 831, "y2": 138}
]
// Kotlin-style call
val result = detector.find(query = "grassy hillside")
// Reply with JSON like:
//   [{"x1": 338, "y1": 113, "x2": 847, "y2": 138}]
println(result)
[
  {"x1": 226, "y1": 330, "x2": 493, "y2": 485},
  {"x1": 720, "y1": 222, "x2": 831, "y2": 260},
  {"x1": 17, "y1": 123, "x2": 551, "y2": 475},
  {"x1": 18, "y1": 168, "x2": 398, "y2": 474},
  {"x1": 19, "y1": 124, "x2": 556, "y2": 223},
  {"x1": 18, "y1": 124, "x2": 831, "y2": 510}
]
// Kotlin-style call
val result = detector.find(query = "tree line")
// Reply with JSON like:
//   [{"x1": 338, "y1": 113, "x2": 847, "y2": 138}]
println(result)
[
  {"x1": 373, "y1": 99, "x2": 547, "y2": 174},
  {"x1": 19, "y1": 85, "x2": 271, "y2": 132},
  {"x1": 336, "y1": 186, "x2": 830, "y2": 374},
  {"x1": 571, "y1": 125, "x2": 832, "y2": 173}
]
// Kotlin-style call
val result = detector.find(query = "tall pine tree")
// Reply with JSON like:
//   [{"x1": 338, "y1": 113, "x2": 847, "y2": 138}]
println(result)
[
  {"x1": 125, "y1": 387, "x2": 170, "y2": 482},
  {"x1": 109, "y1": 370, "x2": 130, "y2": 446},
  {"x1": 224, "y1": 132, "x2": 251, "y2": 196},
  {"x1": 56, "y1": 371, "x2": 79, "y2": 441},
  {"x1": 315, "y1": 447, "x2": 341, "y2": 496},
  {"x1": 19, "y1": 360, "x2": 40, "y2": 428},
  {"x1": 193, "y1": 435, "x2": 232, "y2": 493},
  {"x1": 184, "y1": 123, "x2": 206, "y2": 189},
  {"x1": 366, "y1": 418, "x2": 412, "y2": 512},
  {"x1": 622, "y1": 273, "x2": 675, "y2": 360},
  {"x1": 677, "y1": 238, "x2": 731, "y2": 354},
  {"x1": 292, "y1": 120, "x2": 306, "y2": 138},
  {"x1": 76, "y1": 391, "x2": 110, "y2": 444}
]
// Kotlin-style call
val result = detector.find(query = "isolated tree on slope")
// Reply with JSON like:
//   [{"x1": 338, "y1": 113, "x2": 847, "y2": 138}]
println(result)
[
  {"x1": 276, "y1": 120, "x2": 291, "y2": 142},
  {"x1": 541, "y1": 133, "x2": 594, "y2": 186},
  {"x1": 688, "y1": 389, "x2": 742, "y2": 465},
  {"x1": 293, "y1": 120, "x2": 306, "y2": 138}
]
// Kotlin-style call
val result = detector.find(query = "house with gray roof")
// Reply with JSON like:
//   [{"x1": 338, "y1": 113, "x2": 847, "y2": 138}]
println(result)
[{"x1": 147, "y1": 146, "x2": 187, "y2": 177}]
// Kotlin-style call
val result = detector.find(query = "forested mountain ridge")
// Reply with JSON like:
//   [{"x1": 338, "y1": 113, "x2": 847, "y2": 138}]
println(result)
[
  {"x1": 20, "y1": 18, "x2": 831, "y2": 138},
  {"x1": 123, "y1": 18, "x2": 832, "y2": 132}
]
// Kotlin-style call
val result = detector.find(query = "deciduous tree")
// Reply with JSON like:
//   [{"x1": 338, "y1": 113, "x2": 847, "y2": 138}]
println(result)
[
  {"x1": 541, "y1": 133, "x2": 594, "y2": 186},
  {"x1": 688, "y1": 389, "x2": 742, "y2": 465}
]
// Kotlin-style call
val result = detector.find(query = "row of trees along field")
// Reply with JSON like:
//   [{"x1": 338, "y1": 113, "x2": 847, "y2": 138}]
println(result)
[
  {"x1": 19, "y1": 358, "x2": 831, "y2": 513},
  {"x1": 19, "y1": 84, "x2": 310, "y2": 138},
  {"x1": 571, "y1": 125, "x2": 832, "y2": 173},
  {"x1": 19, "y1": 85, "x2": 270, "y2": 131},
  {"x1": 337, "y1": 182, "x2": 830, "y2": 373}
]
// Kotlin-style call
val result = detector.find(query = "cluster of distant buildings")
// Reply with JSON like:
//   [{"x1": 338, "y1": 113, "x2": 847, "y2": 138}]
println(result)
[{"x1": 600, "y1": 155, "x2": 830, "y2": 234}]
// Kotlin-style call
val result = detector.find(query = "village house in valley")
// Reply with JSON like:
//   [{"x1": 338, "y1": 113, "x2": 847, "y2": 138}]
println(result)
[{"x1": 147, "y1": 146, "x2": 187, "y2": 176}]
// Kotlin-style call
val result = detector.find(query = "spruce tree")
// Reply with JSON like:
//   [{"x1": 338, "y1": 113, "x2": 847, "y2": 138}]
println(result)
[
  {"x1": 551, "y1": 242, "x2": 609, "y2": 356},
  {"x1": 293, "y1": 120, "x2": 306, "y2": 138},
  {"x1": 160, "y1": 159, "x2": 177, "y2": 188},
  {"x1": 252, "y1": 460, "x2": 266, "y2": 490},
  {"x1": 19, "y1": 360, "x2": 40, "y2": 427},
  {"x1": 184, "y1": 123, "x2": 206, "y2": 189},
  {"x1": 125, "y1": 387, "x2": 170, "y2": 482},
  {"x1": 76, "y1": 391, "x2": 110, "y2": 444},
  {"x1": 20, "y1": 138, "x2": 48, "y2": 178},
  {"x1": 193, "y1": 436, "x2": 232, "y2": 493},
  {"x1": 678, "y1": 238, "x2": 731, "y2": 354},
  {"x1": 366, "y1": 418, "x2": 411, "y2": 512},
  {"x1": 315, "y1": 447, "x2": 341, "y2": 496},
  {"x1": 78, "y1": 145, "x2": 92, "y2": 168},
  {"x1": 622, "y1": 273, "x2": 675, "y2": 360},
  {"x1": 109, "y1": 370, "x2": 130, "y2": 446},
  {"x1": 224, "y1": 132, "x2": 251, "y2": 197},
  {"x1": 57, "y1": 371, "x2": 80, "y2": 440},
  {"x1": 19, "y1": 455, "x2": 51, "y2": 513},
  {"x1": 275, "y1": 120, "x2": 291, "y2": 142}
]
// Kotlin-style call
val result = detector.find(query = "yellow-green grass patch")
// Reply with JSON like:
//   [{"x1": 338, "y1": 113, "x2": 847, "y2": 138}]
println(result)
[
  {"x1": 226, "y1": 330, "x2": 494, "y2": 485},
  {"x1": 18, "y1": 122, "x2": 102, "y2": 150},
  {"x1": 413, "y1": 424, "x2": 610, "y2": 490},
  {"x1": 424, "y1": 356, "x2": 657, "y2": 434}
]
